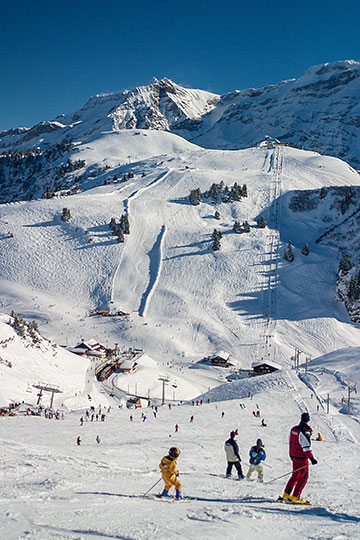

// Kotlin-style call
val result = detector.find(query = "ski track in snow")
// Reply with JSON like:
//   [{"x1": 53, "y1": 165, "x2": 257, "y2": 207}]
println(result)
[{"x1": 138, "y1": 225, "x2": 166, "y2": 317}]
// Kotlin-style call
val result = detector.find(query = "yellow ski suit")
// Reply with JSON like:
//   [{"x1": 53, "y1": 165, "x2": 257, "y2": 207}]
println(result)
[{"x1": 159, "y1": 455, "x2": 182, "y2": 491}]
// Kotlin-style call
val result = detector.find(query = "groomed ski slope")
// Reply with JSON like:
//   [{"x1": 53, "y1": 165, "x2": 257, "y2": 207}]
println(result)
[
  {"x1": 0, "y1": 135, "x2": 360, "y2": 402},
  {"x1": 1, "y1": 367, "x2": 359, "y2": 540}
]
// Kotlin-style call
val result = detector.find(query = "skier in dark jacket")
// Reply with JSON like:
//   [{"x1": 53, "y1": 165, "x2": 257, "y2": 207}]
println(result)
[
  {"x1": 282, "y1": 412, "x2": 318, "y2": 504},
  {"x1": 225, "y1": 431, "x2": 244, "y2": 479}
]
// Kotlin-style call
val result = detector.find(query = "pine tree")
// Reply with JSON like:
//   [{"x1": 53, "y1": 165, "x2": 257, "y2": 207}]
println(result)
[
  {"x1": 284, "y1": 240, "x2": 294, "y2": 262},
  {"x1": 120, "y1": 214, "x2": 130, "y2": 234},
  {"x1": 189, "y1": 188, "x2": 201, "y2": 206},
  {"x1": 301, "y1": 242, "x2": 309, "y2": 256},
  {"x1": 242, "y1": 221, "x2": 250, "y2": 233},
  {"x1": 115, "y1": 226, "x2": 124, "y2": 243},
  {"x1": 233, "y1": 220, "x2": 242, "y2": 233},
  {"x1": 109, "y1": 217, "x2": 117, "y2": 231},
  {"x1": 257, "y1": 215, "x2": 267, "y2": 228},
  {"x1": 212, "y1": 229, "x2": 222, "y2": 240},
  {"x1": 61, "y1": 208, "x2": 71, "y2": 222},
  {"x1": 212, "y1": 236, "x2": 221, "y2": 251},
  {"x1": 242, "y1": 184, "x2": 248, "y2": 197}
]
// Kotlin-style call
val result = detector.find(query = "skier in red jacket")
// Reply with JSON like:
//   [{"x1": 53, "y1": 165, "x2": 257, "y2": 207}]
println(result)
[{"x1": 281, "y1": 412, "x2": 318, "y2": 504}]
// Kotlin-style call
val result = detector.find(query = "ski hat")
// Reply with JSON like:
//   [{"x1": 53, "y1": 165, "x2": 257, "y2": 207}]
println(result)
[
  {"x1": 256, "y1": 438, "x2": 264, "y2": 448},
  {"x1": 301, "y1": 412, "x2": 310, "y2": 423},
  {"x1": 169, "y1": 447, "x2": 181, "y2": 458}
]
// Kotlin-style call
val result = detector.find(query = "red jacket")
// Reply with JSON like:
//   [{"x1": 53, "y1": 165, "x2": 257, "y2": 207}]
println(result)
[{"x1": 289, "y1": 421, "x2": 313, "y2": 460}]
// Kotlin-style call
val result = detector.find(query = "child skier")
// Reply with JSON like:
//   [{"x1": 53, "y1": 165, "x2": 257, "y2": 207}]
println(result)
[
  {"x1": 246, "y1": 439, "x2": 266, "y2": 482},
  {"x1": 157, "y1": 447, "x2": 183, "y2": 500}
]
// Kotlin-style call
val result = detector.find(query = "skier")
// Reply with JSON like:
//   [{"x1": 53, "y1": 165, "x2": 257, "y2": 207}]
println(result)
[
  {"x1": 190, "y1": 415, "x2": 194, "y2": 423},
  {"x1": 261, "y1": 418, "x2": 267, "y2": 427},
  {"x1": 246, "y1": 439, "x2": 266, "y2": 482},
  {"x1": 221, "y1": 411, "x2": 225, "y2": 418},
  {"x1": 281, "y1": 412, "x2": 318, "y2": 504},
  {"x1": 157, "y1": 447, "x2": 183, "y2": 500},
  {"x1": 80, "y1": 417, "x2": 84, "y2": 426},
  {"x1": 96, "y1": 435, "x2": 101, "y2": 444},
  {"x1": 130, "y1": 415, "x2": 133, "y2": 422},
  {"x1": 76, "y1": 436, "x2": 81, "y2": 446},
  {"x1": 316, "y1": 433, "x2": 322, "y2": 441},
  {"x1": 175, "y1": 424, "x2": 179, "y2": 432},
  {"x1": 225, "y1": 431, "x2": 244, "y2": 479}
]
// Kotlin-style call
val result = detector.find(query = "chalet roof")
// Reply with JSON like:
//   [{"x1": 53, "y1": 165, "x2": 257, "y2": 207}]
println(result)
[
  {"x1": 75, "y1": 339, "x2": 105, "y2": 351},
  {"x1": 251, "y1": 360, "x2": 282, "y2": 370},
  {"x1": 210, "y1": 351, "x2": 230, "y2": 361}
]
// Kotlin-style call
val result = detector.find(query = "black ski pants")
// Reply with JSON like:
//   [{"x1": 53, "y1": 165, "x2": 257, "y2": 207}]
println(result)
[{"x1": 226, "y1": 460, "x2": 244, "y2": 477}]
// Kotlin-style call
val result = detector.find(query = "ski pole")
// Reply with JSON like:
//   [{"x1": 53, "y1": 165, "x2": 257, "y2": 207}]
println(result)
[
  {"x1": 143, "y1": 478, "x2": 161, "y2": 496},
  {"x1": 264, "y1": 465, "x2": 308, "y2": 485}
]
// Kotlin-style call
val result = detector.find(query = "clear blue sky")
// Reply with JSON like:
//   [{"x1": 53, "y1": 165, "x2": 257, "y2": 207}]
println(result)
[{"x1": 1, "y1": 0, "x2": 359, "y2": 130}]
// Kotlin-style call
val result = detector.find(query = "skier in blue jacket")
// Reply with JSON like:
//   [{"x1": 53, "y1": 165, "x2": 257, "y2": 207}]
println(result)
[{"x1": 245, "y1": 439, "x2": 266, "y2": 482}]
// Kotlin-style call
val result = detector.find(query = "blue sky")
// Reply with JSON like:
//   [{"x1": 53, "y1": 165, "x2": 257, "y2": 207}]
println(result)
[{"x1": 1, "y1": 0, "x2": 359, "y2": 130}]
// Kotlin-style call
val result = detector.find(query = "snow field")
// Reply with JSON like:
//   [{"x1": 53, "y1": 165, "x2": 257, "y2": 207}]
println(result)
[{"x1": 1, "y1": 368, "x2": 359, "y2": 540}]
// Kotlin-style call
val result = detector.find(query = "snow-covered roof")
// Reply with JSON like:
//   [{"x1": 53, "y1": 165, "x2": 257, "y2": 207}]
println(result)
[
  {"x1": 251, "y1": 360, "x2": 282, "y2": 371},
  {"x1": 211, "y1": 351, "x2": 230, "y2": 361},
  {"x1": 75, "y1": 339, "x2": 104, "y2": 351},
  {"x1": 120, "y1": 359, "x2": 137, "y2": 370}
]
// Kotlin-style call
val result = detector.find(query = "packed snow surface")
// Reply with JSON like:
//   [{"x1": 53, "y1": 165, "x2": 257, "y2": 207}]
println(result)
[
  {"x1": 1, "y1": 130, "x2": 360, "y2": 538},
  {"x1": 1, "y1": 367, "x2": 359, "y2": 539}
]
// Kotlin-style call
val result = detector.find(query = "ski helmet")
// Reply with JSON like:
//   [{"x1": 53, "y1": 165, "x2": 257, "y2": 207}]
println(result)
[
  {"x1": 256, "y1": 439, "x2": 264, "y2": 447},
  {"x1": 169, "y1": 447, "x2": 181, "y2": 458},
  {"x1": 301, "y1": 412, "x2": 310, "y2": 423}
]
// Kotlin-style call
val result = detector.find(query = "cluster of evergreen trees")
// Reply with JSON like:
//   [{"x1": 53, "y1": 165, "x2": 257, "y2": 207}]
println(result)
[
  {"x1": 189, "y1": 182, "x2": 248, "y2": 206},
  {"x1": 233, "y1": 220, "x2": 250, "y2": 234},
  {"x1": 109, "y1": 214, "x2": 130, "y2": 243},
  {"x1": 54, "y1": 158, "x2": 86, "y2": 180},
  {"x1": 284, "y1": 241, "x2": 310, "y2": 261},
  {"x1": 9, "y1": 311, "x2": 40, "y2": 343},
  {"x1": 0, "y1": 143, "x2": 75, "y2": 203}
]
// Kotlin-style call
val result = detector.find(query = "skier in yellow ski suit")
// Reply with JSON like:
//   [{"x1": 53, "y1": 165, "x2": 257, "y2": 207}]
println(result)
[{"x1": 157, "y1": 447, "x2": 183, "y2": 500}]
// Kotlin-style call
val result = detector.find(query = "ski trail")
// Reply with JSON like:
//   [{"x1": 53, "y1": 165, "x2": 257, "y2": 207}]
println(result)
[
  {"x1": 123, "y1": 170, "x2": 170, "y2": 215},
  {"x1": 138, "y1": 225, "x2": 166, "y2": 317},
  {"x1": 110, "y1": 170, "x2": 170, "y2": 306}
]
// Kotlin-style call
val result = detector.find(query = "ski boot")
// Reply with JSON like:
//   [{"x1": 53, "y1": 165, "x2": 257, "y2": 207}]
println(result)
[
  {"x1": 237, "y1": 474, "x2": 244, "y2": 480},
  {"x1": 278, "y1": 492, "x2": 295, "y2": 503},
  {"x1": 156, "y1": 489, "x2": 169, "y2": 498},
  {"x1": 292, "y1": 496, "x2": 310, "y2": 505},
  {"x1": 225, "y1": 474, "x2": 232, "y2": 478},
  {"x1": 175, "y1": 489, "x2": 184, "y2": 501}
]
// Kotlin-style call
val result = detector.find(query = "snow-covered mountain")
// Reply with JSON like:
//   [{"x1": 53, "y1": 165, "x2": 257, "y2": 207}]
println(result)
[
  {"x1": 183, "y1": 60, "x2": 360, "y2": 168},
  {"x1": 1, "y1": 60, "x2": 359, "y2": 170}
]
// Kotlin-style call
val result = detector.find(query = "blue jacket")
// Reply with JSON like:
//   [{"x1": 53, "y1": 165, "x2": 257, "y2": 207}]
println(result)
[{"x1": 249, "y1": 445, "x2": 266, "y2": 465}]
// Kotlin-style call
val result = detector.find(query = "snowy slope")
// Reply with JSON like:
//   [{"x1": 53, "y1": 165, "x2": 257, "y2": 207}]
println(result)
[
  {"x1": 1, "y1": 364, "x2": 359, "y2": 540},
  {"x1": 0, "y1": 141, "x2": 360, "y2": 397}
]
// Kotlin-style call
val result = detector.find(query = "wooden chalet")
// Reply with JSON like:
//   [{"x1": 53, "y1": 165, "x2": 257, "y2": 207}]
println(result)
[
  {"x1": 251, "y1": 360, "x2": 281, "y2": 376},
  {"x1": 69, "y1": 339, "x2": 107, "y2": 358},
  {"x1": 209, "y1": 351, "x2": 232, "y2": 368}
]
